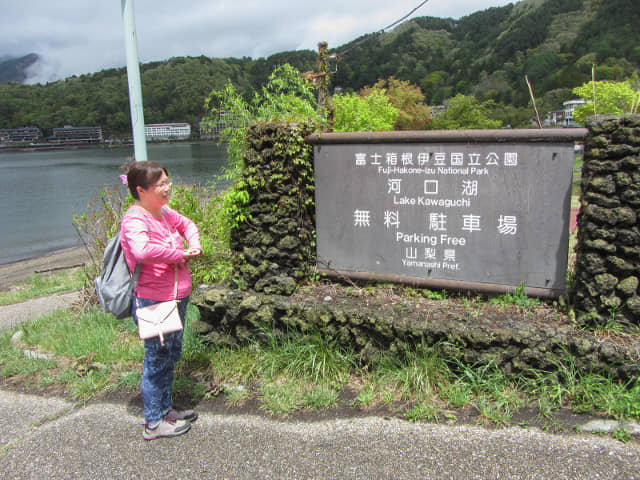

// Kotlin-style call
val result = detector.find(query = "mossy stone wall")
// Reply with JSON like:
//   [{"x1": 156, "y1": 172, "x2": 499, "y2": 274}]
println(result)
[
  {"x1": 192, "y1": 121, "x2": 640, "y2": 378},
  {"x1": 229, "y1": 122, "x2": 316, "y2": 295},
  {"x1": 191, "y1": 286, "x2": 640, "y2": 382},
  {"x1": 573, "y1": 115, "x2": 640, "y2": 325}
]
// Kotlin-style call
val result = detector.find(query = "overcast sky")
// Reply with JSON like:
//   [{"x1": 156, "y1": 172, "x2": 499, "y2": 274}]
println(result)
[{"x1": 1, "y1": 0, "x2": 516, "y2": 84}]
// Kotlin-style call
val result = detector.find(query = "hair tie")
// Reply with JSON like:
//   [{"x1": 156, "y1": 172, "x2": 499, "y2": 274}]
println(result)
[{"x1": 120, "y1": 174, "x2": 128, "y2": 185}]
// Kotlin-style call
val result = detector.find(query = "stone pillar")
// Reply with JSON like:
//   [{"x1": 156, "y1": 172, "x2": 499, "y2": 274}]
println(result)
[
  {"x1": 229, "y1": 122, "x2": 316, "y2": 295},
  {"x1": 573, "y1": 115, "x2": 640, "y2": 325}
]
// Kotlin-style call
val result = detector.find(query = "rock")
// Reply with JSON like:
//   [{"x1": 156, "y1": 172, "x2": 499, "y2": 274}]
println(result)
[
  {"x1": 583, "y1": 239, "x2": 616, "y2": 254},
  {"x1": 255, "y1": 275, "x2": 296, "y2": 295},
  {"x1": 593, "y1": 273, "x2": 618, "y2": 293},
  {"x1": 606, "y1": 256, "x2": 636, "y2": 275},
  {"x1": 617, "y1": 228, "x2": 640, "y2": 246},
  {"x1": 583, "y1": 191, "x2": 620, "y2": 208},
  {"x1": 615, "y1": 171, "x2": 633, "y2": 188},
  {"x1": 621, "y1": 155, "x2": 640, "y2": 168},
  {"x1": 614, "y1": 206, "x2": 637, "y2": 227},
  {"x1": 600, "y1": 294, "x2": 622, "y2": 309},
  {"x1": 589, "y1": 175, "x2": 616, "y2": 194},
  {"x1": 240, "y1": 295, "x2": 262, "y2": 313},
  {"x1": 189, "y1": 319, "x2": 214, "y2": 335},
  {"x1": 626, "y1": 296, "x2": 640, "y2": 316},
  {"x1": 571, "y1": 337, "x2": 596, "y2": 356},
  {"x1": 204, "y1": 287, "x2": 228, "y2": 305},
  {"x1": 278, "y1": 235, "x2": 300, "y2": 251},
  {"x1": 616, "y1": 276, "x2": 639, "y2": 297},
  {"x1": 578, "y1": 419, "x2": 640, "y2": 434},
  {"x1": 578, "y1": 253, "x2": 607, "y2": 274}
]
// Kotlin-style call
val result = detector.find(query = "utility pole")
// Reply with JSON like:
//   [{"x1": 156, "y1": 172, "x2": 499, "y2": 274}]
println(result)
[
  {"x1": 316, "y1": 42, "x2": 329, "y2": 113},
  {"x1": 121, "y1": 0, "x2": 147, "y2": 161}
]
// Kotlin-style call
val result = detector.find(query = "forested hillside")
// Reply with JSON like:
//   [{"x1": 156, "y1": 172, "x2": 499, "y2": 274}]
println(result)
[
  {"x1": 334, "y1": 0, "x2": 638, "y2": 108},
  {"x1": 1, "y1": 0, "x2": 638, "y2": 134},
  {"x1": 0, "y1": 51, "x2": 316, "y2": 135}
]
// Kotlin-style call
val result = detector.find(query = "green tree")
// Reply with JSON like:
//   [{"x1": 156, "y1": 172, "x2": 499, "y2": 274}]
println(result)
[
  {"x1": 332, "y1": 89, "x2": 399, "y2": 132},
  {"x1": 202, "y1": 63, "x2": 322, "y2": 172},
  {"x1": 420, "y1": 70, "x2": 449, "y2": 104},
  {"x1": 252, "y1": 64, "x2": 319, "y2": 123},
  {"x1": 429, "y1": 94, "x2": 502, "y2": 130},
  {"x1": 362, "y1": 77, "x2": 431, "y2": 130},
  {"x1": 571, "y1": 79, "x2": 640, "y2": 124}
]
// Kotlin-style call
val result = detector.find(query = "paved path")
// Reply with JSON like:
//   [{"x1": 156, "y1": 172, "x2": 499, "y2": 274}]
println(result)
[
  {"x1": 0, "y1": 291, "x2": 80, "y2": 331},
  {"x1": 0, "y1": 247, "x2": 87, "y2": 331},
  {"x1": 1, "y1": 389, "x2": 639, "y2": 480}
]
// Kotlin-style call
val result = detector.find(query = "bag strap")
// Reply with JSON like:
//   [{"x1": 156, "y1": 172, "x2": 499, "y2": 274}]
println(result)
[
  {"x1": 126, "y1": 205, "x2": 179, "y2": 299},
  {"x1": 159, "y1": 210, "x2": 179, "y2": 301},
  {"x1": 122, "y1": 207, "x2": 147, "y2": 283},
  {"x1": 173, "y1": 264, "x2": 178, "y2": 300}
]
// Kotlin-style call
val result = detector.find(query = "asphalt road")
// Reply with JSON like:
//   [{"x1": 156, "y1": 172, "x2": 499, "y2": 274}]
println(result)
[{"x1": 1, "y1": 388, "x2": 640, "y2": 480}]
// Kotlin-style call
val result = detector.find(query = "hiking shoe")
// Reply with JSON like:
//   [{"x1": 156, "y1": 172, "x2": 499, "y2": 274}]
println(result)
[
  {"x1": 143, "y1": 419, "x2": 191, "y2": 440},
  {"x1": 164, "y1": 408, "x2": 198, "y2": 423}
]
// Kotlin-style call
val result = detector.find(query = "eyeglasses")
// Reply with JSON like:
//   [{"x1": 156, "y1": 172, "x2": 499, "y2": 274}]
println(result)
[{"x1": 151, "y1": 180, "x2": 172, "y2": 189}]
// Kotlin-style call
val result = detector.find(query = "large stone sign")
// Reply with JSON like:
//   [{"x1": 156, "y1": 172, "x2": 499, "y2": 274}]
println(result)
[{"x1": 309, "y1": 129, "x2": 587, "y2": 297}]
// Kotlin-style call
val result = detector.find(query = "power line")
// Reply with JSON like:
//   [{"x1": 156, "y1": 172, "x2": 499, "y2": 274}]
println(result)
[
  {"x1": 336, "y1": 0, "x2": 431, "y2": 57},
  {"x1": 382, "y1": 0, "x2": 431, "y2": 31}
]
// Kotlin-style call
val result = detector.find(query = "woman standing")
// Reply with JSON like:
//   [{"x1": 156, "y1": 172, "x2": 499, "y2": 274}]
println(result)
[{"x1": 120, "y1": 161, "x2": 202, "y2": 440}]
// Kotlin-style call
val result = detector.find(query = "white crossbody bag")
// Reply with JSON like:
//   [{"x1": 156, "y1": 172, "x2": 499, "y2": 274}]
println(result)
[{"x1": 136, "y1": 265, "x2": 182, "y2": 346}]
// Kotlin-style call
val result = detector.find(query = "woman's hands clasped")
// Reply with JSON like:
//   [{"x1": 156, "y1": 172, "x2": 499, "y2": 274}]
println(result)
[{"x1": 182, "y1": 248, "x2": 202, "y2": 261}]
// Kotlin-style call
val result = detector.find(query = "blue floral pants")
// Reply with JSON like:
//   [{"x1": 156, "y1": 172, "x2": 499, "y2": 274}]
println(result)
[{"x1": 133, "y1": 296, "x2": 189, "y2": 425}]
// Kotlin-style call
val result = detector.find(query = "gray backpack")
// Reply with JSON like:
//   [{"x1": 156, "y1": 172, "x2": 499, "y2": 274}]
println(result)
[{"x1": 94, "y1": 231, "x2": 141, "y2": 319}]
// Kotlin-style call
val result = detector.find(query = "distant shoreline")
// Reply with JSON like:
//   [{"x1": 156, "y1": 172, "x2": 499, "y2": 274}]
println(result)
[
  {"x1": 0, "y1": 245, "x2": 87, "y2": 267},
  {"x1": 0, "y1": 143, "x2": 131, "y2": 153},
  {"x1": 0, "y1": 247, "x2": 91, "y2": 291},
  {"x1": 0, "y1": 139, "x2": 219, "y2": 154}
]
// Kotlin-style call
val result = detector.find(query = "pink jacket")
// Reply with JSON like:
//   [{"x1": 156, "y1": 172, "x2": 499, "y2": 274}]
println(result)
[{"x1": 120, "y1": 205, "x2": 201, "y2": 301}]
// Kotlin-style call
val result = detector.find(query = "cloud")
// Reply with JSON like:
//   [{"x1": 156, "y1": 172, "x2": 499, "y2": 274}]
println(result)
[{"x1": 1, "y1": 0, "x2": 516, "y2": 83}]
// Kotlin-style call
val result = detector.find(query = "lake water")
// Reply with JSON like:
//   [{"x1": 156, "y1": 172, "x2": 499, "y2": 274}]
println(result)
[{"x1": 0, "y1": 143, "x2": 227, "y2": 265}]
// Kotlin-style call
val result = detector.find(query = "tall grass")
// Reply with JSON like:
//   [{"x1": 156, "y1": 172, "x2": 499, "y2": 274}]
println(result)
[
  {"x1": 1, "y1": 305, "x2": 638, "y2": 432},
  {"x1": 3, "y1": 307, "x2": 143, "y2": 400},
  {"x1": 253, "y1": 327, "x2": 356, "y2": 385},
  {"x1": 369, "y1": 342, "x2": 451, "y2": 403},
  {"x1": 523, "y1": 357, "x2": 640, "y2": 420},
  {"x1": 21, "y1": 308, "x2": 142, "y2": 362}
]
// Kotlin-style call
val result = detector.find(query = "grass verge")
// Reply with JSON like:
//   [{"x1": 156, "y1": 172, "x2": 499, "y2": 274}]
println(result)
[
  {"x1": 0, "y1": 268, "x2": 85, "y2": 306},
  {"x1": 1, "y1": 302, "x2": 639, "y2": 443}
]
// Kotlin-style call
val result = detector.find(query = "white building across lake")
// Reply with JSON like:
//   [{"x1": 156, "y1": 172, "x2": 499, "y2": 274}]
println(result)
[
  {"x1": 144, "y1": 123, "x2": 191, "y2": 141},
  {"x1": 562, "y1": 99, "x2": 586, "y2": 127}
]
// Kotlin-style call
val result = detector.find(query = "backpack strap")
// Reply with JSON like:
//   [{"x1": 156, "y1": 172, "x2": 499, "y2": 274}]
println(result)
[{"x1": 121, "y1": 206, "x2": 148, "y2": 281}]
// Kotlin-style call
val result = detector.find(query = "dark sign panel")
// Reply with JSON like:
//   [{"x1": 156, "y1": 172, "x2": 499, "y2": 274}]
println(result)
[{"x1": 311, "y1": 130, "x2": 585, "y2": 296}]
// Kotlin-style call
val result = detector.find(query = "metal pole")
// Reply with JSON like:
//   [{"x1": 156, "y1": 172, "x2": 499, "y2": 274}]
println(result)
[{"x1": 121, "y1": 0, "x2": 147, "y2": 161}]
